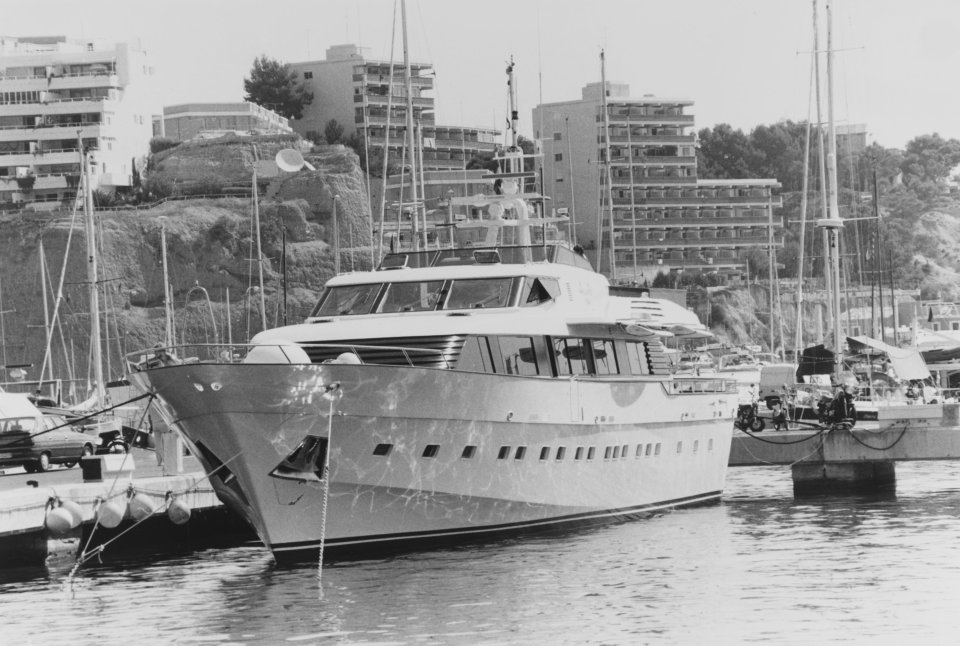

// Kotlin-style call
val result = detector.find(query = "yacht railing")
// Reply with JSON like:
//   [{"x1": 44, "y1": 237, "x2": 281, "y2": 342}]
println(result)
[{"x1": 126, "y1": 342, "x2": 453, "y2": 371}]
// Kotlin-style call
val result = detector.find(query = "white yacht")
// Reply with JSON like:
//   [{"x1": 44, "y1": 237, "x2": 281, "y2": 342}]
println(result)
[{"x1": 127, "y1": 63, "x2": 737, "y2": 562}]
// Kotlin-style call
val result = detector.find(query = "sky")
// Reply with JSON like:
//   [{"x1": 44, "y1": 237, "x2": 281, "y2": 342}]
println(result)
[{"x1": 4, "y1": 0, "x2": 960, "y2": 149}]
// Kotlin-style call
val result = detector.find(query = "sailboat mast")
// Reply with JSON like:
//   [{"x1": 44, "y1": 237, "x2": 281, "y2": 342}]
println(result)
[
  {"x1": 874, "y1": 168, "x2": 886, "y2": 344},
  {"x1": 160, "y1": 218, "x2": 174, "y2": 347},
  {"x1": 80, "y1": 138, "x2": 105, "y2": 404},
  {"x1": 812, "y1": 0, "x2": 831, "y2": 334},
  {"x1": 39, "y1": 243, "x2": 51, "y2": 382},
  {"x1": 400, "y1": 0, "x2": 421, "y2": 251},
  {"x1": 794, "y1": 29, "x2": 816, "y2": 353},
  {"x1": 252, "y1": 170, "x2": 267, "y2": 331},
  {"x1": 600, "y1": 50, "x2": 617, "y2": 281},
  {"x1": 824, "y1": 1, "x2": 844, "y2": 380}
]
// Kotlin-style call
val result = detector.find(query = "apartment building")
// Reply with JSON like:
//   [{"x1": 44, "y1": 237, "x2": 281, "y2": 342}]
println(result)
[
  {"x1": 0, "y1": 36, "x2": 156, "y2": 210},
  {"x1": 156, "y1": 102, "x2": 293, "y2": 142},
  {"x1": 534, "y1": 82, "x2": 782, "y2": 281},
  {"x1": 288, "y1": 45, "x2": 499, "y2": 172}
]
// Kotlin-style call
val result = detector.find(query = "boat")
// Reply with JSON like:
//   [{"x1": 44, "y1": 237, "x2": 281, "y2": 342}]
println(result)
[{"x1": 125, "y1": 52, "x2": 737, "y2": 562}]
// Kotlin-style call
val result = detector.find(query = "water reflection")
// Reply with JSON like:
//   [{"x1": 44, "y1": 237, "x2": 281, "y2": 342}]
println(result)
[{"x1": 4, "y1": 462, "x2": 960, "y2": 643}]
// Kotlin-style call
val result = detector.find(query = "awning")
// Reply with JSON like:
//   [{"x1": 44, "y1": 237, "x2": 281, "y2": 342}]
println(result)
[
  {"x1": 846, "y1": 336, "x2": 930, "y2": 381},
  {"x1": 796, "y1": 344, "x2": 834, "y2": 378}
]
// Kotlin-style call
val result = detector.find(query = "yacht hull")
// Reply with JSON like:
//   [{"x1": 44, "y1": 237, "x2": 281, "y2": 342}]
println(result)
[{"x1": 131, "y1": 362, "x2": 735, "y2": 561}]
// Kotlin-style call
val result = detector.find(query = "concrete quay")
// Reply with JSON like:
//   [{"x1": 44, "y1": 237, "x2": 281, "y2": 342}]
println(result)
[
  {"x1": 730, "y1": 403, "x2": 960, "y2": 493},
  {"x1": 0, "y1": 449, "x2": 253, "y2": 568}
]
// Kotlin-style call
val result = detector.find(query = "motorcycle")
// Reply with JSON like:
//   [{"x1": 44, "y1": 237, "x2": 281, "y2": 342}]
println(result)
[{"x1": 734, "y1": 402, "x2": 765, "y2": 432}]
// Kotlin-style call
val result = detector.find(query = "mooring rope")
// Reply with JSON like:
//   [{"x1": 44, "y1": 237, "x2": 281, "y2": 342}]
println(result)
[{"x1": 317, "y1": 386, "x2": 339, "y2": 590}]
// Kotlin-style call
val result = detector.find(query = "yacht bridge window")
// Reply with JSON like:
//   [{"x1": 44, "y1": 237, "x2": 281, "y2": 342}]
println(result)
[{"x1": 310, "y1": 275, "x2": 558, "y2": 317}]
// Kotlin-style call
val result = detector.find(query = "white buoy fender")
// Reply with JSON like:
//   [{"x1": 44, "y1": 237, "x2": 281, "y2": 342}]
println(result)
[
  {"x1": 59, "y1": 499, "x2": 84, "y2": 528},
  {"x1": 45, "y1": 507, "x2": 75, "y2": 537},
  {"x1": 96, "y1": 499, "x2": 125, "y2": 529},
  {"x1": 167, "y1": 499, "x2": 191, "y2": 525},
  {"x1": 128, "y1": 493, "x2": 156, "y2": 521}
]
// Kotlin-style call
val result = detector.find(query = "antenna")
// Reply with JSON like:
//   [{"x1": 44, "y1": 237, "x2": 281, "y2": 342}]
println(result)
[{"x1": 275, "y1": 148, "x2": 315, "y2": 172}]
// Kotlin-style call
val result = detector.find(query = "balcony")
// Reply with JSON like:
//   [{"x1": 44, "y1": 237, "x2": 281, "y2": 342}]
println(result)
[
  {"x1": 606, "y1": 113, "x2": 695, "y2": 125},
  {"x1": 633, "y1": 214, "x2": 783, "y2": 228},
  {"x1": 630, "y1": 176, "x2": 697, "y2": 185},
  {"x1": 629, "y1": 133, "x2": 696, "y2": 145},
  {"x1": 632, "y1": 194, "x2": 780, "y2": 206},
  {"x1": 355, "y1": 93, "x2": 434, "y2": 108},
  {"x1": 33, "y1": 174, "x2": 70, "y2": 190},
  {"x1": 616, "y1": 234, "x2": 784, "y2": 249},
  {"x1": 0, "y1": 123, "x2": 103, "y2": 143},
  {"x1": 630, "y1": 155, "x2": 697, "y2": 166},
  {"x1": 47, "y1": 73, "x2": 120, "y2": 91},
  {"x1": 353, "y1": 73, "x2": 434, "y2": 90},
  {"x1": 0, "y1": 149, "x2": 83, "y2": 167}
]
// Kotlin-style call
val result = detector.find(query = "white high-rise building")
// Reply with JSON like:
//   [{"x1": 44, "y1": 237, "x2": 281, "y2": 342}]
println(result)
[{"x1": 0, "y1": 36, "x2": 156, "y2": 210}]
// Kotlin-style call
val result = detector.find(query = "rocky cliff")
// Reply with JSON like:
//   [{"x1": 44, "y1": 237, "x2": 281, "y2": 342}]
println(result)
[{"x1": 0, "y1": 138, "x2": 371, "y2": 391}]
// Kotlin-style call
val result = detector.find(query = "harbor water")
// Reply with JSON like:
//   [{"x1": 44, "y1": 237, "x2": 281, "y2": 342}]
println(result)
[{"x1": 5, "y1": 461, "x2": 960, "y2": 645}]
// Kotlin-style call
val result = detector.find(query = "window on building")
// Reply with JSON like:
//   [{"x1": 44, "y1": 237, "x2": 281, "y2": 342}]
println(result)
[
  {"x1": 461, "y1": 445, "x2": 477, "y2": 459},
  {"x1": 498, "y1": 446, "x2": 510, "y2": 459},
  {"x1": 553, "y1": 132, "x2": 562, "y2": 140},
  {"x1": 423, "y1": 444, "x2": 439, "y2": 458},
  {"x1": 373, "y1": 443, "x2": 393, "y2": 456},
  {"x1": 554, "y1": 153, "x2": 563, "y2": 162},
  {"x1": 304, "y1": 71, "x2": 314, "y2": 79}
]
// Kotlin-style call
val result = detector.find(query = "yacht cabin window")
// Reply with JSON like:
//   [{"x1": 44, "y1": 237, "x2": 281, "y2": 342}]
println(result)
[
  {"x1": 592, "y1": 339, "x2": 619, "y2": 375},
  {"x1": 444, "y1": 277, "x2": 513, "y2": 310},
  {"x1": 499, "y1": 336, "x2": 540, "y2": 376},
  {"x1": 554, "y1": 338, "x2": 591, "y2": 376},
  {"x1": 311, "y1": 275, "x2": 557, "y2": 317},
  {"x1": 313, "y1": 283, "x2": 382, "y2": 316},
  {"x1": 623, "y1": 341, "x2": 651, "y2": 376},
  {"x1": 378, "y1": 281, "x2": 445, "y2": 313}
]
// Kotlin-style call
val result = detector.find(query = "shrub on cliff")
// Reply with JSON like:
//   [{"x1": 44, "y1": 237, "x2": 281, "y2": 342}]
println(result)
[{"x1": 150, "y1": 137, "x2": 180, "y2": 155}]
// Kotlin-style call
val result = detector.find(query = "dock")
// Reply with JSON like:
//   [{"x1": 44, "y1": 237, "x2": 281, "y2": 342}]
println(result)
[
  {"x1": 0, "y1": 449, "x2": 253, "y2": 567},
  {"x1": 730, "y1": 402, "x2": 960, "y2": 493}
]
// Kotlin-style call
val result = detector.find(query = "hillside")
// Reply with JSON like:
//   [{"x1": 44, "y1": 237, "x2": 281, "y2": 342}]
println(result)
[{"x1": 0, "y1": 138, "x2": 370, "y2": 388}]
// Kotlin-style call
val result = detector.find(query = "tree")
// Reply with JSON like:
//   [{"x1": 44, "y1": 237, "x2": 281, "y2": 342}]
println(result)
[
  {"x1": 900, "y1": 133, "x2": 960, "y2": 186},
  {"x1": 324, "y1": 119, "x2": 344, "y2": 145},
  {"x1": 695, "y1": 124, "x2": 755, "y2": 179},
  {"x1": 243, "y1": 55, "x2": 313, "y2": 120}
]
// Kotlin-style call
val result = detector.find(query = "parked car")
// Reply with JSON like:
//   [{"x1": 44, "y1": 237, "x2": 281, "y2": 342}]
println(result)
[{"x1": 0, "y1": 393, "x2": 95, "y2": 473}]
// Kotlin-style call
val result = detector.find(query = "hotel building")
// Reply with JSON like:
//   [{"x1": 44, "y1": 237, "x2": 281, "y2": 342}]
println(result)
[
  {"x1": 0, "y1": 36, "x2": 156, "y2": 210},
  {"x1": 288, "y1": 45, "x2": 499, "y2": 172},
  {"x1": 534, "y1": 82, "x2": 782, "y2": 281}
]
